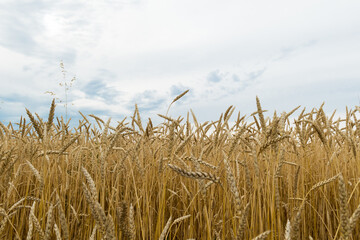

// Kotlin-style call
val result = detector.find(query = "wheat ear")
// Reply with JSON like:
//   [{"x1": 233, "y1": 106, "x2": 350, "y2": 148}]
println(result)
[
  {"x1": 251, "y1": 230, "x2": 271, "y2": 240},
  {"x1": 56, "y1": 193, "x2": 69, "y2": 240},
  {"x1": 46, "y1": 98, "x2": 56, "y2": 133},
  {"x1": 159, "y1": 215, "x2": 172, "y2": 240},
  {"x1": 348, "y1": 203, "x2": 360, "y2": 233},
  {"x1": 237, "y1": 202, "x2": 250, "y2": 240},
  {"x1": 223, "y1": 155, "x2": 242, "y2": 217},
  {"x1": 26, "y1": 160, "x2": 44, "y2": 193},
  {"x1": 168, "y1": 164, "x2": 219, "y2": 183},
  {"x1": 26, "y1": 108, "x2": 43, "y2": 139},
  {"x1": 256, "y1": 96, "x2": 267, "y2": 132},
  {"x1": 338, "y1": 174, "x2": 350, "y2": 239},
  {"x1": 53, "y1": 223, "x2": 61, "y2": 240},
  {"x1": 44, "y1": 204, "x2": 54, "y2": 240},
  {"x1": 26, "y1": 202, "x2": 36, "y2": 240},
  {"x1": 31, "y1": 211, "x2": 45, "y2": 240}
]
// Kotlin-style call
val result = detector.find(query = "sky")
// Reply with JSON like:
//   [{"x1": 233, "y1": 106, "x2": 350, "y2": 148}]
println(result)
[{"x1": 1, "y1": 0, "x2": 360, "y2": 127}]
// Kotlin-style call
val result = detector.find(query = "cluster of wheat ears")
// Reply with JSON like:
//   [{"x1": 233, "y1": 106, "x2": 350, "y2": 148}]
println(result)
[{"x1": 0, "y1": 93, "x2": 360, "y2": 239}]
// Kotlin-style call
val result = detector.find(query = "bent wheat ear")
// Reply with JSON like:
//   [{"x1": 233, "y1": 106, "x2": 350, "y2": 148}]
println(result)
[
  {"x1": 166, "y1": 89, "x2": 189, "y2": 115},
  {"x1": 172, "y1": 89, "x2": 189, "y2": 104},
  {"x1": 167, "y1": 164, "x2": 219, "y2": 183},
  {"x1": 310, "y1": 174, "x2": 339, "y2": 192}
]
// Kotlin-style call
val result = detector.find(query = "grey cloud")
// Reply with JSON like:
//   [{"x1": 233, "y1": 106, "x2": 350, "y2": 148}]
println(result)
[
  {"x1": 207, "y1": 70, "x2": 222, "y2": 83},
  {"x1": 82, "y1": 79, "x2": 121, "y2": 103},
  {"x1": 58, "y1": 51, "x2": 77, "y2": 65},
  {"x1": 275, "y1": 39, "x2": 318, "y2": 61},
  {"x1": 81, "y1": 68, "x2": 120, "y2": 102},
  {"x1": 97, "y1": 68, "x2": 117, "y2": 79},
  {"x1": 247, "y1": 68, "x2": 265, "y2": 81},
  {"x1": 83, "y1": 80, "x2": 105, "y2": 96},
  {"x1": 129, "y1": 90, "x2": 167, "y2": 112},
  {"x1": 200, "y1": 70, "x2": 258, "y2": 102},
  {"x1": 232, "y1": 74, "x2": 240, "y2": 82}
]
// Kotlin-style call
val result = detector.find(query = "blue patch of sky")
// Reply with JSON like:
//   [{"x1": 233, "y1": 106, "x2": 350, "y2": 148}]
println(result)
[{"x1": 1, "y1": 93, "x2": 48, "y2": 108}]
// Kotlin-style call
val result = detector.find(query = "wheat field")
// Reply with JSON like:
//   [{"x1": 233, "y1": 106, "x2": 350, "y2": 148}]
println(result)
[{"x1": 0, "y1": 95, "x2": 360, "y2": 239}]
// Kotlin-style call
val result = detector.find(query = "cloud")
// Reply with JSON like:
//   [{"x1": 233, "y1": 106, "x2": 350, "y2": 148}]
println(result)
[
  {"x1": 81, "y1": 69, "x2": 121, "y2": 103},
  {"x1": 232, "y1": 74, "x2": 240, "y2": 82},
  {"x1": 0, "y1": 1, "x2": 93, "y2": 64},
  {"x1": 83, "y1": 80, "x2": 120, "y2": 103},
  {"x1": 206, "y1": 70, "x2": 222, "y2": 83},
  {"x1": 0, "y1": 1, "x2": 46, "y2": 55},
  {"x1": 199, "y1": 68, "x2": 263, "y2": 101},
  {"x1": 274, "y1": 39, "x2": 318, "y2": 62},
  {"x1": 129, "y1": 90, "x2": 167, "y2": 113},
  {"x1": 247, "y1": 68, "x2": 266, "y2": 81}
]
